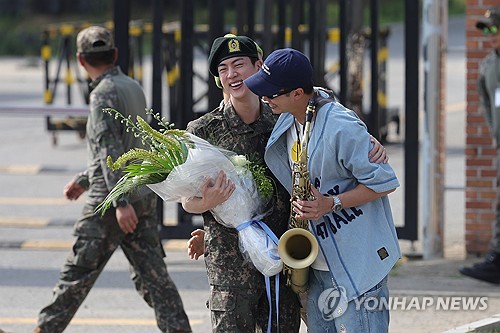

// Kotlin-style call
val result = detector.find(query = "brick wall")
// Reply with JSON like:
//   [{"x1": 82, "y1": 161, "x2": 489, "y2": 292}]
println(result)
[{"x1": 465, "y1": 0, "x2": 497, "y2": 255}]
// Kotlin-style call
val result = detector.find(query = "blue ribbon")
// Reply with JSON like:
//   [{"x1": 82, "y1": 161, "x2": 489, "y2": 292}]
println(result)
[{"x1": 236, "y1": 219, "x2": 281, "y2": 333}]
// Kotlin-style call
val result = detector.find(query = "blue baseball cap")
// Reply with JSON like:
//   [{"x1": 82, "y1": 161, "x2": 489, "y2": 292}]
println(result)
[{"x1": 244, "y1": 48, "x2": 313, "y2": 98}]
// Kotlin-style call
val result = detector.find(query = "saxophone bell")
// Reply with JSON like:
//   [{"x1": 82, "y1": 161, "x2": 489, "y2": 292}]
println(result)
[{"x1": 278, "y1": 228, "x2": 319, "y2": 293}]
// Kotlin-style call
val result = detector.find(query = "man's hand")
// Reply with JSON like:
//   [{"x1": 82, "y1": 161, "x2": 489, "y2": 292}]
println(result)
[
  {"x1": 200, "y1": 171, "x2": 235, "y2": 209},
  {"x1": 63, "y1": 179, "x2": 85, "y2": 200},
  {"x1": 182, "y1": 171, "x2": 235, "y2": 214},
  {"x1": 116, "y1": 204, "x2": 139, "y2": 234},
  {"x1": 187, "y1": 229, "x2": 205, "y2": 260},
  {"x1": 292, "y1": 186, "x2": 332, "y2": 221},
  {"x1": 369, "y1": 135, "x2": 389, "y2": 164}
]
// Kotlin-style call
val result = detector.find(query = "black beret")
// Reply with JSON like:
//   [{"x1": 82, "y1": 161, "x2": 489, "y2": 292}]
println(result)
[
  {"x1": 208, "y1": 36, "x2": 259, "y2": 76},
  {"x1": 476, "y1": 7, "x2": 500, "y2": 30}
]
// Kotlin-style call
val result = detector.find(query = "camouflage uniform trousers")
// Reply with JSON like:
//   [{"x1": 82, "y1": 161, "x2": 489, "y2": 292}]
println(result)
[
  {"x1": 37, "y1": 195, "x2": 191, "y2": 333},
  {"x1": 208, "y1": 277, "x2": 301, "y2": 333}
]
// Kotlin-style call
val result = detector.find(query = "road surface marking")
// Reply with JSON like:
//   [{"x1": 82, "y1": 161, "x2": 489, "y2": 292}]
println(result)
[
  {"x1": 0, "y1": 217, "x2": 49, "y2": 227},
  {"x1": 0, "y1": 239, "x2": 186, "y2": 252},
  {"x1": 21, "y1": 240, "x2": 73, "y2": 250},
  {"x1": 0, "y1": 197, "x2": 68, "y2": 205},
  {"x1": 0, "y1": 164, "x2": 40, "y2": 175}
]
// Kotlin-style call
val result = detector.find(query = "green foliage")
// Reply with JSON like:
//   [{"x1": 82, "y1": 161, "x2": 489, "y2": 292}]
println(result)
[
  {"x1": 96, "y1": 109, "x2": 192, "y2": 214},
  {"x1": 0, "y1": 18, "x2": 40, "y2": 55},
  {"x1": 247, "y1": 162, "x2": 274, "y2": 201}
]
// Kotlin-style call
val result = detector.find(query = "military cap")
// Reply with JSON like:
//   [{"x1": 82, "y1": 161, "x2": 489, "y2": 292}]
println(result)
[
  {"x1": 77, "y1": 26, "x2": 115, "y2": 53},
  {"x1": 476, "y1": 7, "x2": 500, "y2": 30},
  {"x1": 208, "y1": 35, "x2": 259, "y2": 77},
  {"x1": 213, "y1": 34, "x2": 264, "y2": 88}
]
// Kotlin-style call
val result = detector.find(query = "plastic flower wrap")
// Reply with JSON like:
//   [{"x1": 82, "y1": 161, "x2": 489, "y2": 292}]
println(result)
[{"x1": 98, "y1": 109, "x2": 282, "y2": 277}]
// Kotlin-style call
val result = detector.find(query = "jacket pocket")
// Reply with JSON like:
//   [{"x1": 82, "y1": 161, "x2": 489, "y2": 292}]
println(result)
[{"x1": 209, "y1": 289, "x2": 237, "y2": 311}]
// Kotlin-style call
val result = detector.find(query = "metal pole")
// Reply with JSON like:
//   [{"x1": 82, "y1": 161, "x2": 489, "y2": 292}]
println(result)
[
  {"x1": 152, "y1": 0, "x2": 164, "y2": 228},
  {"x1": 262, "y1": 0, "x2": 273, "y2": 55},
  {"x1": 422, "y1": 0, "x2": 446, "y2": 258},
  {"x1": 308, "y1": 0, "x2": 326, "y2": 86},
  {"x1": 152, "y1": 0, "x2": 163, "y2": 118},
  {"x1": 277, "y1": 0, "x2": 286, "y2": 49},
  {"x1": 291, "y1": 0, "x2": 303, "y2": 51},
  {"x1": 179, "y1": 0, "x2": 194, "y2": 129},
  {"x1": 398, "y1": 0, "x2": 419, "y2": 242},
  {"x1": 339, "y1": 0, "x2": 348, "y2": 104},
  {"x1": 247, "y1": 0, "x2": 255, "y2": 39},
  {"x1": 369, "y1": 0, "x2": 380, "y2": 139},
  {"x1": 236, "y1": 0, "x2": 246, "y2": 34},
  {"x1": 208, "y1": 0, "x2": 224, "y2": 111},
  {"x1": 113, "y1": 0, "x2": 130, "y2": 74}
]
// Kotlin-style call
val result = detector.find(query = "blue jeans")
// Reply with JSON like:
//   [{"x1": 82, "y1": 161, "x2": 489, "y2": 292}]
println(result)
[{"x1": 306, "y1": 269, "x2": 389, "y2": 333}]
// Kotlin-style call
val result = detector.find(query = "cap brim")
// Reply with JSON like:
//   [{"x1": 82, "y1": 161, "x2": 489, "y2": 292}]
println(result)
[{"x1": 244, "y1": 70, "x2": 282, "y2": 97}]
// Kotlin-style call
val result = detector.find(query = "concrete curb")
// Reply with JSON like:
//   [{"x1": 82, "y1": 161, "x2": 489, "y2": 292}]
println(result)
[{"x1": 443, "y1": 313, "x2": 500, "y2": 332}]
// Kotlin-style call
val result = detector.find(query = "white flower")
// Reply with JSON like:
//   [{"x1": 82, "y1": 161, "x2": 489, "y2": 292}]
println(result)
[{"x1": 230, "y1": 155, "x2": 250, "y2": 168}]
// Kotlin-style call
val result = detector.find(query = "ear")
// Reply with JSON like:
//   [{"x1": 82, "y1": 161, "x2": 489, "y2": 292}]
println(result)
[
  {"x1": 255, "y1": 58, "x2": 263, "y2": 69},
  {"x1": 292, "y1": 88, "x2": 305, "y2": 99},
  {"x1": 76, "y1": 53, "x2": 85, "y2": 66},
  {"x1": 113, "y1": 48, "x2": 119, "y2": 64}
]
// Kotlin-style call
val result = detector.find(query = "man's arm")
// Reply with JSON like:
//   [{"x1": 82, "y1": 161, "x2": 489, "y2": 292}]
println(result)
[
  {"x1": 90, "y1": 94, "x2": 138, "y2": 233},
  {"x1": 292, "y1": 184, "x2": 395, "y2": 221}
]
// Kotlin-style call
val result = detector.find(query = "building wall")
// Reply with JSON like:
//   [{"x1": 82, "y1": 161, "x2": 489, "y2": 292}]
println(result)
[{"x1": 465, "y1": 0, "x2": 497, "y2": 255}]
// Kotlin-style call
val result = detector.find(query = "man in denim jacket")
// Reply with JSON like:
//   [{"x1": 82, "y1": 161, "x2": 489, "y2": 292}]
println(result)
[{"x1": 245, "y1": 48, "x2": 401, "y2": 333}]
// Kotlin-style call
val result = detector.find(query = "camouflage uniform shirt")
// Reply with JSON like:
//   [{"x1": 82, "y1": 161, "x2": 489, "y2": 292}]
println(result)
[
  {"x1": 84, "y1": 66, "x2": 152, "y2": 207},
  {"x1": 186, "y1": 101, "x2": 291, "y2": 289}
]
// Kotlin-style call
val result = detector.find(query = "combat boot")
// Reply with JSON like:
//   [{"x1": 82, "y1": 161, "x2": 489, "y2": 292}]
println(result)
[{"x1": 459, "y1": 251, "x2": 500, "y2": 284}]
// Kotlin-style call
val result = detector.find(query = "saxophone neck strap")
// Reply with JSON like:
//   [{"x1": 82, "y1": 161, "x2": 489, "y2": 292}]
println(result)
[{"x1": 312, "y1": 87, "x2": 337, "y2": 110}]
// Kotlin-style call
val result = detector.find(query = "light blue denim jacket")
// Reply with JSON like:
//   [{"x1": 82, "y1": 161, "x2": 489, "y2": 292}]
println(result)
[{"x1": 264, "y1": 95, "x2": 401, "y2": 301}]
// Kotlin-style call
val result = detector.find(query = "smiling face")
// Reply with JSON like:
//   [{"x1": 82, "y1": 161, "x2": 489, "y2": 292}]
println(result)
[{"x1": 217, "y1": 56, "x2": 261, "y2": 99}]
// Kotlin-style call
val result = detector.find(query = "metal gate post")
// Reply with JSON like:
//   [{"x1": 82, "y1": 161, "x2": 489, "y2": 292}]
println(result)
[
  {"x1": 399, "y1": 0, "x2": 420, "y2": 242},
  {"x1": 113, "y1": 0, "x2": 130, "y2": 74},
  {"x1": 208, "y1": 0, "x2": 224, "y2": 112},
  {"x1": 369, "y1": 0, "x2": 380, "y2": 139}
]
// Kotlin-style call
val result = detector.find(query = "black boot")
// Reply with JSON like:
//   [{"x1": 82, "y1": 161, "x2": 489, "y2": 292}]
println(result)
[{"x1": 459, "y1": 251, "x2": 500, "y2": 284}]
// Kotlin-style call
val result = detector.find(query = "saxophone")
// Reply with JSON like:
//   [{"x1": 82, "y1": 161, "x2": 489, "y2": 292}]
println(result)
[{"x1": 278, "y1": 99, "x2": 319, "y2": 294}]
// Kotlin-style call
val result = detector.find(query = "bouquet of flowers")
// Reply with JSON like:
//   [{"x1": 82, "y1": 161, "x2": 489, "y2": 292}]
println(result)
[{"x1": 97, "y1": 109, "x2": 283, "y2": 277}]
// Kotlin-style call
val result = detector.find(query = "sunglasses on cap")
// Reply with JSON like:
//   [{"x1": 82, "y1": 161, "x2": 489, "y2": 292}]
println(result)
[
  {"x1": 482, "y1": 25, "x2": 498, "y2": 36},
  {"x1": 264, "y1": 87, "x2": 297, "y2": 99}
]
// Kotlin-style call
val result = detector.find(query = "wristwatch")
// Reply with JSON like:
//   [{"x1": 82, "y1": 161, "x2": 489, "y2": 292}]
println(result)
[
  {"x1": 116, "y1": 197, "x2": 129, "y2": 208},
  {"x1": 331, "y1": 195, "x2": 343, "y2": 213}
]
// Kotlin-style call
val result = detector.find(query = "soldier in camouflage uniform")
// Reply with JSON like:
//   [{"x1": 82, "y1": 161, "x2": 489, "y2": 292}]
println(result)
[
  {"x1": 460, "y1": 7, "x2": 500, "y2": 284},
  {"x1": 184, "y1": 35, "x2": 302, "y2": 333},
  {"x1": 34, "y1": 26, "x2": 191, "y2": 333}
]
